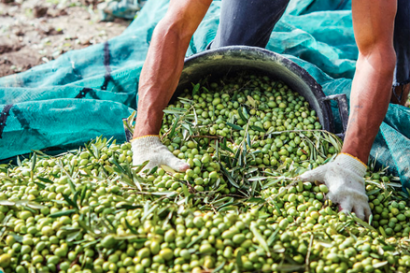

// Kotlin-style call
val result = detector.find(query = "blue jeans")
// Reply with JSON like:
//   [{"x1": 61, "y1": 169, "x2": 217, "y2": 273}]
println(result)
[
  {"x1": 210, "y1": 0, "x2": 410, "y2": 88},
  {"x1": 394, "y1": 0, "x2": 410, "y2": 87}
]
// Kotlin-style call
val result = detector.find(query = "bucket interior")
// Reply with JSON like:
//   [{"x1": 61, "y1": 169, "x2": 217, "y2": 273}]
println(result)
[{"x1": 174, "y1": 46, "x2": 334, "y2": 133}]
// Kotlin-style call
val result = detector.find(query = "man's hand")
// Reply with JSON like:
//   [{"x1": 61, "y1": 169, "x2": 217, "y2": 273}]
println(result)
[
  {"x1": 131, "y1": 136, "x2": 190, "y2": 172},
  {"x1": 299, "y1": 153, "x2": 371, "y2": 220}
]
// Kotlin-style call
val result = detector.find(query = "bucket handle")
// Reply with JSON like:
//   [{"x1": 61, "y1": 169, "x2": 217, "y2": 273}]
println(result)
[{"x1": 320, "y1": 94, "x2": 349, "y2": 139}]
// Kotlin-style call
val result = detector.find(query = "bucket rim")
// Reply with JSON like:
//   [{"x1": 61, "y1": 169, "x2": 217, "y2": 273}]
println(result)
[{"x1": 179, "y1": 45, "x2": 335, "y2": 133}]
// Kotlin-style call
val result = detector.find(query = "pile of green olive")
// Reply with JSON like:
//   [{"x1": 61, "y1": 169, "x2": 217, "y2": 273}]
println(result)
[
  {"x1": 0, "y1": 72, "x2": 408, "y2": 273},
  {"x1": 162, "y1": 74, "x2": 328, "y2": 170}
]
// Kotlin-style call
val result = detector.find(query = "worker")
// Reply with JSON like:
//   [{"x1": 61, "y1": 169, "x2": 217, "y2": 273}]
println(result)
[{"x1": 130, "y1": 0, "x2": 409, "y2": 220}]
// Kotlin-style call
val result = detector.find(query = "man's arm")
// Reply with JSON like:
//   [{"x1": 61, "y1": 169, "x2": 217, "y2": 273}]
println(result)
[
  {"x1": 134, "y1": 0, "x2": 212, "y2": 138},
  {"x1": 342, "y1": 0, "x2": 397, "y2": 163},
  {"x1": 131, "y1": 0, "x2": 212, "y2": 172},
  {"x1": 300, "y1": 0, "x2": 397, "y2": 220}
]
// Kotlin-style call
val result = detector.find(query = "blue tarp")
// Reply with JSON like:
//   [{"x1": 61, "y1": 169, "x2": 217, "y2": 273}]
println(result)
[{"x1": 0, "y1": 0, "x2": 409, "y2": 187}]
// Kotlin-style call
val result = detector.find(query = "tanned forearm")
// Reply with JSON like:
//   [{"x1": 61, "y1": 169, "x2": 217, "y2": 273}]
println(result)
[
  {"x1": 342, "y1": 0, "x2": 397, "y2": 163},
  {"x1": 342, "y1": 53, "x2": 396, "y2": 163},
  {"x1": 134, "y1": 21, "x2": 191, "y2": 137},
  {"x1": 133, "y1": 0, "x2": 212, "y2": 138}
]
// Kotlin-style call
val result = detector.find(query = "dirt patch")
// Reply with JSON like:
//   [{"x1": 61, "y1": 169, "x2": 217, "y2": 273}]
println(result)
[{"x1": 0, "y1": 0, "x2": 130, "y2": 77}]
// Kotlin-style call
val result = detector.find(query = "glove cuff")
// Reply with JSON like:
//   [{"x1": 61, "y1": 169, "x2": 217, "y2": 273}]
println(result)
[
  {"x1": 336, "y1": 153, "x2": 367, "y2": 177},
  {"x1": 131, "y1": 135, "x2": 161, "y2": 149},
  {"x1": 130, "y1": 135, "x2": 159, "y2": 142}
]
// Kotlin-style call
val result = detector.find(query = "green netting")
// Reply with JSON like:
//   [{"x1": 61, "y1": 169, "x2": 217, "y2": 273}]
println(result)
[{"x1": 0, "y1": 0, "x2": 409, "y2": 188}]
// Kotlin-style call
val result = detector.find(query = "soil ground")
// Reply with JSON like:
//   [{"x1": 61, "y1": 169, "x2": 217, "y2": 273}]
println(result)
[{"x1": 0, "y1": 0, "x2": 130, "y2": 77}]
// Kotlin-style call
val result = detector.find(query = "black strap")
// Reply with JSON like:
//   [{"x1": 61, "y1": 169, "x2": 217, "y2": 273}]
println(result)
[
  {"x1": 101, "y1": 42, "x2": 112, "y2": 90},
  {"x1": 0, "y1": 104, "x2": 13, "y2": 139},
  {"x1": 392, "y1": 86, "x2": 404, "y2": 102},
  {"x1": 75, "y1": 88, "x2": 100, "y2": 99}
]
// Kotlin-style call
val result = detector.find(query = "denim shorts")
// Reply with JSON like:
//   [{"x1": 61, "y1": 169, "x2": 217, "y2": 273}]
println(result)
[
  {"x1": 394, "y1": 0, "x2": 410, "y2": 87},
  {"x1": 210, "y1": 0, "x2": 410, "y2": 87}
]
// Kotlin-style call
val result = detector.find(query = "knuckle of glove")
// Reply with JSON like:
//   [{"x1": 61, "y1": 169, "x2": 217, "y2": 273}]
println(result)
[
  {"x1": 326, "y1": 179, "x2": 368, "y2": 207},
  {"x1": 330, "y1": 186, "x2": 368, "y2": 202}
]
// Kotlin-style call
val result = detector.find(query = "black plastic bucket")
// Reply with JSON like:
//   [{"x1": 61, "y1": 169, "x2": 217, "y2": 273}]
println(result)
[{"x1": 174, "y1": 46, "x2": 348, "y2": 137}]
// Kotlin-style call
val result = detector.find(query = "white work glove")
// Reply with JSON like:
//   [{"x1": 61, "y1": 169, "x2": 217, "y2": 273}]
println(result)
[
  {"x1": 299, "y1": 153, "x2": 371, "y2": 220},
  {"x1": 131, "y1": 135, "x2": 190, "y2": 172}
]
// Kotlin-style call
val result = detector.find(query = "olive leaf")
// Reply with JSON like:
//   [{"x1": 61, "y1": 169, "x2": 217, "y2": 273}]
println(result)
[
  {"x1": 246, "y1": 197, "x2": 265, "y2": 203},
  {"x1": 178, "y1": 184, "x2": 189, "y2": 199},
  {"x1": 127, "y1": 111, "x2": 136, "y2": 127},
  {"x1": 16, "y1": 156, "x2": 22, "y2": 167},
  {"x1": 248, "y1": 176, "x2": 267, "y2": 182},
  {"x1": 235, "y1": 249, "x2": 243, "y2": 271},
  {"x1": 187, "y1": 234, "x2": 204, "y2": 248},
  {"x1": 192, "y1": 108, "x2": 198, "y2": 126},
  {"x1": 237, "y1": 107, "x2": 248, "y2": 121},
  {"x1": 192, "y1": 82, "x2": 200, "y2": 96},
  {"x1": 275, "y1": 264, "x2": 305, "y2": 272},
  {"x1": 2, "y1": 214, "x2": 12, "y2": 226},
  {"x1": 80, "y1": 185, "x2": 88, "y2": 207},
  {"x1": 31, "y1": 149, "x2": 52, "y2": 158},
  {"x1": 9, "y1": 233, "x2": 24, "y2": 243},
  {"x1": 226, "y1": 122, "x2": 243, "y2": 131},
  {"x1": 179, "y1": 97, "x2": 195, "y2": 104},
  {"x1": 262, "y1": 179, "x2": 281, "y2": 189},
  {"x1": 62, "y1": 193, "x2": 79, "y2": 211},
  {"x1": 141, "y1": 204, "x2": 158, "y2": 221},
  {"x1": 216, "y1": 201, "x2": 236, "y2": 211},
  {"x1": 57, "y1": 160, "x2": 77, "y2": 196},
  {"x1": 34, "y1": 182, "x2": 46, "y2": 189},
  {"x1": 244, "y1": 167, "x2": 258, "y2": 175},
  {"x1": 169, "y1": 115, "x2": 180, "y2": 139},
  {"x1": 91, "y1": 144, "x2": 99, "y2": 159},
  {"x1": 134, "y1": 160, "x2": 149, "y2": 174},
  {"x1": 215, "y1": 140, "x2": 219, "y2": 159},
  {"x1": 113, "y1": 234, "x2": 143, "y2": 241},
  {"x1": 25, "y1": 201, "x2": 47, "y2": 210},
  {"x1": 163, "y1": 109, "x2": 185, "y2": 115},
  {"x1": 267, "y1": 229, "x2": 279, "y2": 247},
  {"x1": 242, "y1": 107, "x2": 250, "y2": 119},
  {"x1": 0, "y1": 200, "x2": 46, "y2": 210},
  {"x1": 221, "y1": 166, "x2": 239, "y2": 188},
  {"x1": 48, "y1": 209, "x2": 77, "y2": 218},
  {"x1": 250, "y1": 125, "x2": 266, "y2": 133},
  {"x1": 250, "y1": 224, "x2": 270, "y2": 256},
  {"x1": 315, "y1": 240, "x2": 333, "y2": 248},
  {"x1": 67, "y1": 230, "x2": 82, "y2": 242},
  {"x1": 181, "y1": 123, "x2": 194, "y2": 136},
  {"x1": 247, "y1": 95, "x2": 256, "y2": 108},
  {"x1": 31, "y1": 153, "x2": 37, "y2": 172},
  {"x1": 246, "y1": 132, "x2": 251, "y2": 147},
  {"x1": 212, "y1": 261, "x2": 225, "y2": 273},
  {"x1": 379, "y1": 226, "x2": 387, "y2": 239},
  {"x1": 0, "y1": 200, "x2": 17, "y2": 206},
  {"x1": 373, "y1": 261, "x2": 388, "y2": 269},
  {"x1": 351, "y1": 215, "x2": 376, "y2": 231}
]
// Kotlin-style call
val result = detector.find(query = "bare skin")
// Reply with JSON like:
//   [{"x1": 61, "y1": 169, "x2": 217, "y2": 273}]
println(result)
[
  {"x1": 133, "y1": 1, "x2": 399, "y2": 215},
  {"x1": 133, "y1": 0, "x2": 212, "y2": 138},
  {"x1": 342, "y1": 0, "x2": 397, "y2": 164}
]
